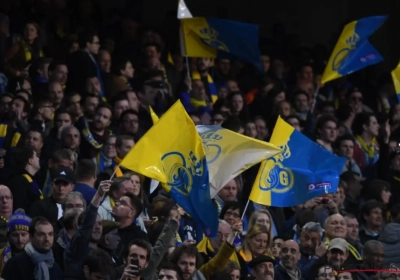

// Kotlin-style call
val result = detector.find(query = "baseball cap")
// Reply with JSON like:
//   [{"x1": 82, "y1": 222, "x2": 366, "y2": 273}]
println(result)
[
  {"x1": 328, "y1": 238, "x2": 349, "y2": 252},
  {"x1": 51, "y1": 167, "x2": 74, "y2": 183}
]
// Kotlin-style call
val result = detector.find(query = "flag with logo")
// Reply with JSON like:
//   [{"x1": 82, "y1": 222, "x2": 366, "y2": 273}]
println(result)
[
  {"x1": 180, "y1": 17, "x2": 262, "y2": 70},
  {"x1": 196, "y1": 125, "x2": 281, "y2": 197},
  {"x1": 249, "y1": 116, "x2": 346, "y2": 207},
  {"x1": 321, "y1": 15, "x2": 387, "y2": 84},
  {"x1": 119, "y1": 101, "x2": 218, "y2": 237}
]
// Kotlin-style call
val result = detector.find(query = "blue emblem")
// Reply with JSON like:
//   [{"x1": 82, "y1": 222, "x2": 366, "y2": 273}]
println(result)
[
  {"x1": 200, "y1": 129, "x2": 223, "y2": 165},
  {"x1": 161, "y1": 151, "x2": 204, "y2": 196}
]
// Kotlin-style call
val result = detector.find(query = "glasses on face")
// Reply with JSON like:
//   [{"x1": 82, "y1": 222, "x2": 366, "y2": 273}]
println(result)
[
  {"x1": 224, "y1": 210, "x2": 240, "y2": 218},
  {"x1": 0, "y1": 195, "x2": 12, "y2": 201}
]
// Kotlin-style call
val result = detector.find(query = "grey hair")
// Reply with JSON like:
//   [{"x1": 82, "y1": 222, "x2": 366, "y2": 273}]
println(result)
[
  {"x1": 63, "y1": 207, "x2": 83, "y2": 231},
  {"x1": 61, "y1": 191, "x2": 87, "y2": 211},
  {"x1": 302, "y1": 222, "x2": 324, "y2": 237},
  {"x1": 219, "y1": 219, "x2": 231, "y2": 228}
]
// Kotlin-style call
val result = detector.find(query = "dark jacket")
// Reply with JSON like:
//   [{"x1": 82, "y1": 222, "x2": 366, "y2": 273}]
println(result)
[
  {"x1": 116, "y1": 223, "x2": 149, "y2": 258},
  {"x1": 380, "y1": 223, "x2": 400, "y2": 266},
  {"x1": 8, "y1": 171, "x2": 42, "y2": 212},
  {"x1": 274, "y1": 263, "x2": 304, "y2": 280},
  {"x1": 28, "y1": 196, "x2": 58, "y2": 225},
  {"x1": 64, "y1": 203, "x2": 99, "y2": 278},
  {"x1": 297, "y1": 253, "x2": 320, "y2": 280},
  {"x1": 2, "y1": 251, "x2": 62, "y2": 279}
]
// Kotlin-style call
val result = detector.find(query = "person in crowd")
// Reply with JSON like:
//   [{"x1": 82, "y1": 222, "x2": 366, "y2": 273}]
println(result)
[
  {"x1": 336, "y1": 134, "x2": 362, "y2": 175},
  {"x1": 309, "y1": 264, "x2": 336, "y2": 280},
  {"x1": 29, "y1": 167, "x2": 75, "y2": 225},
  {"x1": 111, "y1": 192, "x2": 148, "y2": 257},
  {"x1": 0, "y1": 208, "x2": 31, "y2": 273},
  {"x1": 344, "y1": 214, "x2": 364, "y2": 256},
  {"x1": 158, "y1": 262, "x2": 184, "y2": 280},
  {"x1": 2, "y1": 216, "x2": 63, "y2": 279},
  {"x1": 275, "y1": 239, "x2": 303, "y2": 280},
  {"x1": 324, "y1": 214, "x2": 362, "y2": 265},
  {"x1": 0, "y1": 185, "x2": 13, "y2": 245},
  {"x1": 215, "y1": 179, "x2": 239, "y2": 208},
  {"x1": 98, "y1": 177, "x2": 134, "y2": 220},
  {"x1": 63, "y1": 180, "x2": 110, "y2": 278},
  {"x1": 73, "y1": 159, "x2": 97, "y2": 205},
  {"x1": 53, "y1": 207, "x2": 84, "y2": 270},
  {"x1": 7, "y1": 146, "x2": 41, "y2": 211},
  {"x1": 248, "y1": 255, "x2": 275, "y2": 280},
  {"x1": 380, "y1": 218, "x2": 400, "y2": 266},
  {"x1": 316, "y1": 114, "x2": 338, "y2": 153},
  {"x1": 297, "y1": 222, "x2": 326, "y2": 279}
]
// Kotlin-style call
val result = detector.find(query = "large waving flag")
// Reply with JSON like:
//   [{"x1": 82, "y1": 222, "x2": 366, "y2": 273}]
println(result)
[
  {"x1": 249, "y1": 116, "x2": 346, "y2": 207},
  {"x1": 120, "y1": 101, "x2": 218, "y2": 237},
  {"x1": 391, "y1": 61, "x2": 400, "y2": 103},
  {"x1": 321, "y1": 15, "x2": 387, "y2": 84},
  {"x1": 180, "y1": 17, "x2": 262, "y2": 70},
  {"x1": 196, "y1": 125, "x2": 282, "y2": 197}
]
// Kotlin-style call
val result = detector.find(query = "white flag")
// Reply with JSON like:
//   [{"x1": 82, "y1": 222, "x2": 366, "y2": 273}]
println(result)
[
  {"x1": 177, "y1": 0, "x2": 192, "y2": 19},
  {"x1": 196, "y1": 125, "x2": 282, "y2": 198},
  {"x1": 149, "y1": 179, "x2": 159, "y2": 194}
]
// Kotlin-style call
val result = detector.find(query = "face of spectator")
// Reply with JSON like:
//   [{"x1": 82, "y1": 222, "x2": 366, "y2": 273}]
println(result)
[
  {"x1": 87, "y1": 35, "x2": 100, "y2": 54},
  {"x1": 93, "y1": 107, "x2": 112, "y2": 131},
  {"x1": 98, "y1": 50, "x2": 111, "y2": 73},
  {"x1": 24, "y1": 23, "x2": 38, "y2": 42},
  {"x1": 217, "y1": 180, "x2": 237, "y2": 203},
  {"x1": 48, "y1": 82, "x2": 64, "y2": 105},
  {"x1": 31, "y1": 223, "x2": 54, "y2": 252},
  {"x1": 121, "y1": 113, "x2": 139, "y2": 134},
  {"x1": 51, "y1": 65, "x2": 68, "y2": 85}
]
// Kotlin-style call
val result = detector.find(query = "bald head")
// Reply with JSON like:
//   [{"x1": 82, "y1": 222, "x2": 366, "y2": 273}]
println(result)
[
  {"x1": 280, "y1": 240, "x2": 301, "y2": 270},
  {"x1": 0, "y1": 185, "x2": 12, "y2": 219},
  {"x1": 325, "y1": 214, "x2": 347, "y2": 239}
]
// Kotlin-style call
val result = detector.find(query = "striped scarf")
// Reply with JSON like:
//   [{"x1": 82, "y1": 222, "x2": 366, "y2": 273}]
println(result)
[{"x1": 192, "y1": 71, "x2": 217, "y2": 103}]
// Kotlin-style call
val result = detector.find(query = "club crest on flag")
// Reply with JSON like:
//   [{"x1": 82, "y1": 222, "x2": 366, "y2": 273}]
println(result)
[
  {"x1": 332, "y1": 33, "x2": 359, "y2": 71},
  {"x1": 161, "y1": 151, "x2": 204, "y2": 196},
  {"x1": 200, "y1": 130, "x2": 223, "y2": 164},
  {"x1": 259, "y1": 143, "x2": 294, "y2": 193},
  {"x1": 199, "y1": 28, "x2": 229, "y2": 52}
]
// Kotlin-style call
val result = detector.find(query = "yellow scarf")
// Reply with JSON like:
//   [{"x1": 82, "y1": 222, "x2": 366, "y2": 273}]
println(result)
[
  {"x1": 355, "y1": 135, "x2": 377, "y2": 159},
  {"x1": 197, "y1": 237, "x2": 240, "y2": 265},
  {"x1": 190, "y1": 98, "x2": 207, "y2": 108},
  {"x1": 113, "y1": 156, "x2": 123, "y2": 177},
  {"x1": 239, "y1": 249, "x2": 274, "y2": 262},
  {"x1": 110, "y1": 197, "x2": 116, "y2": 209}
]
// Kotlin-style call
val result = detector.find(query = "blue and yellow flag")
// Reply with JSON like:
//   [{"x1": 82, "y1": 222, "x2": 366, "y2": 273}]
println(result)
[
  {"x1": 321, "y1": 15, "x2": 387, "y2": 84},
  {"x1": 249, "y1": 116, "x2": 346, "y2": 207},
  {"x1": 196, "y1": 125, "x2": 282, "y2": 197},
  {"x1": 391, "y1": 61, "x2": 400, "y2": 103},
  {"x1": 120, "y1": 101, "x2": 219, "y2": 237},
  {"x1": 181, "y1": 17, "x2": 262, "y2": 70}
]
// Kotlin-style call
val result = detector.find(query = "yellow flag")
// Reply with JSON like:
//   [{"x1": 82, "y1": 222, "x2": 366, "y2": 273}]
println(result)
[
  {"x1": 180, "y1": 18, "x2": 217, "y2": 58},
  {"x1": 391, "y1": 60, "x2": 400, "y2": 103},
  {"x1": 149, "y1": 106, "x2": 159, "y2": 124},
  {"x1": 120, "y1": 101, "x2": 206, "y2": 184}
]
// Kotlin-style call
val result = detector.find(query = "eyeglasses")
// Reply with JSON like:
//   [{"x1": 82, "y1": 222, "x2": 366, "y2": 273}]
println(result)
[
  {"x1": 115, "y1": 200, "x2": 134, "y2": 211},
  {"x1": 224, "y1": 210, "x2": 240, "y2": 218},
  {"x1": 0, "y1": 195, "x2": 12, "y2": 201}
]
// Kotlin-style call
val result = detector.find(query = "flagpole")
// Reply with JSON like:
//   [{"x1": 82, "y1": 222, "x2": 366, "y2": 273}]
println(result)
[
  {"x1": 185, "y1": 56, "x2": 191, "y2": 78},
  {"x1": 311, "y1": 85, "x2": 320, "y2": 114},
  {"x1": 241, "y1": 199, "x2": 250, "y2": 220},
  {"x1": 109, "y1": 167, "x2": 118, "y2": 180}
]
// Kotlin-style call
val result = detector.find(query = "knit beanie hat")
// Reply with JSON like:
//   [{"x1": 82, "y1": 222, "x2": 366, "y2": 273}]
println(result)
[{"x1": 7, "y1": 209, "x2": 31, "y2": 233}]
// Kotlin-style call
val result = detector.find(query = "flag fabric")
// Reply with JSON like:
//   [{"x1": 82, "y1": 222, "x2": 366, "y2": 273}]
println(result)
[
  {"x1": 249, "y1": 116, "x2": 346, "y2": 207},
  {"x1": 149, "y1": 106, "x2": 160, "y2": 192},
  {"x1": 321, "y1": 15, "x2": 387, "y2": 84},
  {"x1": 177, "y1": 0, "x2": 193, "y2": 19},
  {"x1": 391, "y1": 61, "x2": 400, "y2": 103},
  {"x1": 196, "y1": 125, "x2": 282, "y2": 197},
  {"x1": 180, "y1": 17, "x2": 262, "y2": 70},
  {"x1": 120, "y1": 101, "x2": 219, "y2": 237},
  {"x1": 149, "y1": 106, "x2": 159, "y2": 123}
]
